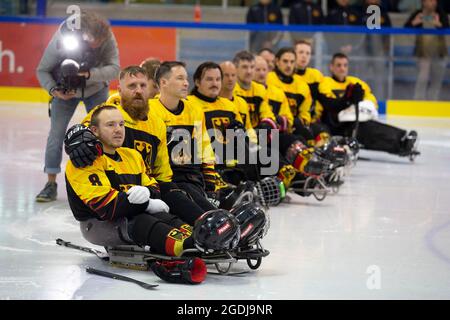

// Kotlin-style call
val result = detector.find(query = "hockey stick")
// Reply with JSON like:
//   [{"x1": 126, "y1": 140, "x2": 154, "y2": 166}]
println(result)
[
  {"x1": 351, "y1": 99, "x2": 360, "y2": 139},
  {"x1": 86, "y1": 267, "x2": 158, "y2": 289},
  {"x1": 55, "y1": 238, "x2": 109, "y2": 261}
]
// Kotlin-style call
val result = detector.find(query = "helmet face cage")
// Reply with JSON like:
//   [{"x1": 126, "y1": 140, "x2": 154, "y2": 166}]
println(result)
[{"x1": 257, "y1": 177, "x2": 285, "y2": 207}]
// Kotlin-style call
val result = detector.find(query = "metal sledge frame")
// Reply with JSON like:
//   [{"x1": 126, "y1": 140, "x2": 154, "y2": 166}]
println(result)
[
  {"x1": 289, "y1": 174, "x2": 331, "y2": 202},
  {"x1": 56, "y1": 237, "x2": 270, "y2": 275}
]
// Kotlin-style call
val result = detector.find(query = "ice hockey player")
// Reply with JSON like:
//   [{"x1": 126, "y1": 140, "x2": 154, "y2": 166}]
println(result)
[
  {"x1": 317, "y1": 53, "x2": 419, "y2": 158},
  {"x1": 64, "y1": 66, "x2": 220, "y2": 225}
]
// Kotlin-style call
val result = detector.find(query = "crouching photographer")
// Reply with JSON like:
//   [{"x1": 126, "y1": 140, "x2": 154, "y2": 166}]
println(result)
[{"x1": 35, "y1": 10, "x2": 120, "y2": 202}]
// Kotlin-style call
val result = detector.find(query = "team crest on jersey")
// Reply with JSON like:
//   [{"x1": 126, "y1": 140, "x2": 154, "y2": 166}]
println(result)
[
  {"x1": 167, "y1": 127, "x2": 193, "y2": 165},
  {"x1": 332, "y1": 89, "x2": 345, "y2": 98},
  {"x1": 211, "y1": 117, "x2": 231, "y2": 144},
  {"x1": 134, "y1": 140, "x2": 153, "y2": 174},
  {"x1": 313, "y1": 10, "x2": 320, "y2": 17},
  {"x1": 349, "y1": 14, "x2": 357, "y2": 22}
]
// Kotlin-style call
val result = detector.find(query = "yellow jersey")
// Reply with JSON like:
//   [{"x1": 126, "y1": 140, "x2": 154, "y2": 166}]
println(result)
[
  {"x1": 148, "y1": 98, "x2": 216, "y2": 173},
  {"x1": 266, "y1": 70, "x2": 312, "y2": 125},
  {"x1": 66, "y1": 147, "x2": 157, "y2": 221},
  {"x1": 266, "y1": 84, "x2": 294, "y2": 131},
  {"x1": 82, "y1": 93, "x2": 173, "y2": 183},
  {"x1": 296, "y1": 67, "x2": 324, "y2": 122},
  {"x1": 233, "y1": 81, "x2": 276, "y2": 128},
  {"x1": 317, "y1": 75, "x2": 378, "y2": 126},
  {"x1": 229, "y1": 94, "x2": 258, "y2": 144}
]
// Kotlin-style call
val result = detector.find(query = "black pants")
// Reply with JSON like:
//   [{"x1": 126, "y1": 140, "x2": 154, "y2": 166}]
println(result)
[
  {"x1": 159, "y1": 182, "x2": 210, "y2": 225},
  {"x1": 129, "y1": 212, "x2": 194, "y2": 256},
  {"x1": 324, "y1": 120, "x2": 407, "y2": 155},
  {"x1": 357, "y1": 120, "x2": 407, "y2": 154},
  {"x1": 176, "y1": 182, "x2": 217, "y2": 212}
]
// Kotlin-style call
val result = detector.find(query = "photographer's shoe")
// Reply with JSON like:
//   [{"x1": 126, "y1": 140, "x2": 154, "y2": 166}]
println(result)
[{"x1": 36, "y1": 182, "x2": 57, "y2": 202}]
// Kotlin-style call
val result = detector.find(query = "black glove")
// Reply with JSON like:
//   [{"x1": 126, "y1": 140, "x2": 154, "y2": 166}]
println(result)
[
  {"x1": 345, "y1": 83, "x2": 364, "y2": 105},
  {"x1": 64, "y1": 124, "x2": 103, "y2": 168},
  {"x1": 202, "y1": 167, "x2": 228, "y2": 192},
  {"x1": 150, "y1": 257, "x2": 207, "y2": 284}
]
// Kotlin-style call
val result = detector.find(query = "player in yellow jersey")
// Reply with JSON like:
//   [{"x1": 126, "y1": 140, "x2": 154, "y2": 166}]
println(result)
[
  {"x1": 254, "y1": 55, "x2": 294, "y2": 133},
  {"x1": 266, "y1": 47, "x2": 319, "y2": 146},
  {"x1": 294, "y1": 40, "x2": 328, "y2": 137},
  {"x1": 188, "y1": 62, "x2": 245, "y2": 165},
  {"x1": 217, "y1": 60, "x2": 291, "y2": 203},
  {"x1": 140, "y1": 57, "x2": 161, "y2": 99},
  {"x1": 64, "y1": 66, "x2": 218, "y2": 225},
  {"x1": 232, "y1": 51, "x2": 278, "y2": 132},
  {"x1": 188, "y1": 62, "x2": 258, "y2": 204},
  {"x1": 66, "y1": 104, "x2": 240, "y2": 260},
  {"x1": 218, "y1": 61, "x2": 258, "y2": 145},
  {"x1": 150, "y1": 61, "x2": 224, "y2": 211},
  {"x1": 317, "y1": 53, "x2": 419, "y2": 158},
  {"x1": 66, "y1": 104, "x2": 240, "y2": 284},
  {"x1": 253, "y1": 53, "x2": 331, "y2": 188}
]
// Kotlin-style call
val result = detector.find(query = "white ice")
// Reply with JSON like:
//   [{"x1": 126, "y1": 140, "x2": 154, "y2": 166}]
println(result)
[{"x1": 0, "y1": 102, "x2": 449, "y2": 300}]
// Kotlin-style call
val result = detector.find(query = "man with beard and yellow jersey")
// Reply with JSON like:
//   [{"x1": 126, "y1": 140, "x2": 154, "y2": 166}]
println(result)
[
  {"x1": 232, "y1": 51, "x2": 278, "y2": 132},
  {"x1": 64, "y1": 65, "x2": 212, "y2": 225},
  {"x1": 81, "y1": 66, "x2": 172, "y2": 183}
]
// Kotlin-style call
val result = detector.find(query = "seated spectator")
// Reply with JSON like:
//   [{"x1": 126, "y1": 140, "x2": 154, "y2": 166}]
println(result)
[{"x1": 404, "y1": 0, "x2": 449, "y2": 100}]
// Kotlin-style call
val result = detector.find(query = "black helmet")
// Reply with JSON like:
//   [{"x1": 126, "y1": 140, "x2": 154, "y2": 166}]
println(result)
[
  {"x1": 230, "y1": 202, "x2": 268, "y2": 246},
  {"x1": 194, "y1": 209, "x2": 241, "y2": 253},
  {"x1": 218, "y1": 181, "x2": 257, "y2": 211}
]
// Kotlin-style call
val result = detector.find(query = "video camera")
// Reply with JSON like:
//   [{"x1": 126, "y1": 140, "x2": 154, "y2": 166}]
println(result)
[{"x1": 52, "y1": 24, "x2": 96, "y2": 99}]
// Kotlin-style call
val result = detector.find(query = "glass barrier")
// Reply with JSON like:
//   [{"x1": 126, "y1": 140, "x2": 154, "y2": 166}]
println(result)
[{"x1": 0, "y1": 17, "x2": 449, "y2": 102}]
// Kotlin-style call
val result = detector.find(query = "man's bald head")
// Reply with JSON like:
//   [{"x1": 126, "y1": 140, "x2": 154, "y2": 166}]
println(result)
[
  {"x1": 220, "y1": 61, "x2": 238, "y2": 93},
  {"x1": 254, "y1": 55, "x2": 269, "y2": 84}
]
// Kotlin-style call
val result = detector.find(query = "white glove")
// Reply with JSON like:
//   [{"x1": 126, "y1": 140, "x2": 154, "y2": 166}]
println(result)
[
  {"x1": 126, "y1": 186, "x2": 150, "y2": 204},
  {"x1": 146, "y1": 199, "x2": 170, "y2": 214}
]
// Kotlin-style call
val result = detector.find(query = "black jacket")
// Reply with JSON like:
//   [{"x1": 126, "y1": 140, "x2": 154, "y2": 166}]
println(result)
[
  {"x1": 247, "y1": 3, "x2": 284, "y2": 25},
  {"x1": 327, "y1": 5, "x2": 362, "y2": 25},
  {"x1": 289, "y1": 1, "x2": 324, "y2": 25}
]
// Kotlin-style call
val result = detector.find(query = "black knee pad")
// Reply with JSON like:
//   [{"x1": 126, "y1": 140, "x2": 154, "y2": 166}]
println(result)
[{"x1": 129, "y1": 214, "x2": 165, "y2": 246}]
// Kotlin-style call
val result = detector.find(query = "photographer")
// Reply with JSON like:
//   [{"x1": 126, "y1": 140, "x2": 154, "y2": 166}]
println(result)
[{"x1": 36, "y1": 11, "x2": 120, "y2": 202}]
